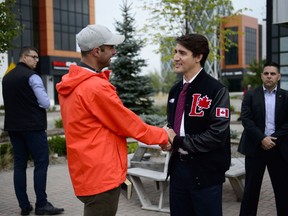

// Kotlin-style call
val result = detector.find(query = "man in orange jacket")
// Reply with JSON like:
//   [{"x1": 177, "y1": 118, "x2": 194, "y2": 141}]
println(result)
[{"x1": 56, "y1": 24, "x2": 169, "y2": 216}]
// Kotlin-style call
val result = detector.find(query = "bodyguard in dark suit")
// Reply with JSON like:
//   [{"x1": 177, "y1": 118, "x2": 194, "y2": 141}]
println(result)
[{"x1": 238, "y1": 62, "x2": 288, "y2": 216}]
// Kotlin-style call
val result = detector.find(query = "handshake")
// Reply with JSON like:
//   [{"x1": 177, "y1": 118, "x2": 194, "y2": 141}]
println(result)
[{"x1": 159, "y1": 124, "x2": 176, "y2": 151}]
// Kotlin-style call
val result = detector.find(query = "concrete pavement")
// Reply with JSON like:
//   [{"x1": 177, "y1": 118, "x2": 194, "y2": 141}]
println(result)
[
  {"x1": 0, "y1": 99, "x2": 278, "y2": 215},
  {"x1": 0, "y1": 162, "x2": 276, "y2": 215}
]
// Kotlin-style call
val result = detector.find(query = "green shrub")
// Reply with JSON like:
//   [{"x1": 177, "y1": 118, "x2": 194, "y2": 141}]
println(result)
[
  {"x1": 230, "y1": 104, "x2": 235, "y2": 112},
  {"x1": 139, "y1": 114, "x2": 167, "y2": 127},
  {"x1": 0, "y1": 143, "x2": 13, "y2": 156},
  {"x1": 152, "y1": 105, "x2": 167, "y2": 116},
  {"x1": 230, "y1": 130, "x2": 239, "y2": 139},
  {"x1": 0, "y1": 143, "x2": 14, "y2": 170},
  {"x1": 54, "y1": 118, "x2": 63, "y2": 128},
  {"x1": 127, "y1": 142, "x2": 138, "y2": 154},
  {"x1": 48, "y1": 136, "x2": 66, "y2": 156}
]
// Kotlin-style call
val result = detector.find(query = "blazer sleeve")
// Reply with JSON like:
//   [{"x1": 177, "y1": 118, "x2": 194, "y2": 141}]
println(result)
[
  {"x1": 241, "y1": 89, "x2": 266, "y2": 144},
  {"x1": 272, "y1": 90, "x2": 288, "y2": 138}
]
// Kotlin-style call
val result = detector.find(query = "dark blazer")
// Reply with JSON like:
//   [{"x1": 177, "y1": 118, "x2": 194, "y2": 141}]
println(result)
[{"x1": 238, "y1": 86, "x2": 288, "y2": 161}]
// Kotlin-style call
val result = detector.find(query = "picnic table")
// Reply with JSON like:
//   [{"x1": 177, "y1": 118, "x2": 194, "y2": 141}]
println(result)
[{"x1": 127, "y1": 139, "x2": 245, "y2": 213}]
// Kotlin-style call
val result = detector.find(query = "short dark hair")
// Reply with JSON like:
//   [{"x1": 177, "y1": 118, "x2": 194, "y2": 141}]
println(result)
[
  {"x1": 19, "y1": 46, "x2": 38, "y2": 57},
  {"x1": 81, "y1": 45, "x2": 105, "y2": 57},
  {"x1": 263, "y1": 61, "x2": 280, "y2": 72},
  {"x1": 176, "y1": 34, "x2": 210, "y2": 67}
]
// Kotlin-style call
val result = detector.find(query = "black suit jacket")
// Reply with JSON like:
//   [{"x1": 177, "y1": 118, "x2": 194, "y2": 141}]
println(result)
[{"x1": 238, "y1": 86, "x2": 288, "y2": 161}]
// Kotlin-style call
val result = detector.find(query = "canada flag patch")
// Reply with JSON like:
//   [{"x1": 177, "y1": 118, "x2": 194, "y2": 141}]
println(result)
[{"x1": 216, "y1": 107, "x2": 229, "y2": 118}]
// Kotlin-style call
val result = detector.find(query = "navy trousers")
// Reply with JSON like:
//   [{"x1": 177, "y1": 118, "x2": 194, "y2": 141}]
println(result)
[
  {"x1": 169, "y1": 158, "x2": 223, "y2": 216},
  {"x1": 8, "y1": 131, "x2": 49, "y2": 210},
  {"x1": 239, "y1": 146, "x2": 288, "y2": 216}
]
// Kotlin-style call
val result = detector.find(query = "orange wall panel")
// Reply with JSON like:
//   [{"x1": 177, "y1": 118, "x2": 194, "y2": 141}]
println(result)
[
  {"x1": 221, "y1": 15, "x2": 259, "y2": 70},
  {"x1": 39, "y1": 0, "x2": 94, "y2": 58}
]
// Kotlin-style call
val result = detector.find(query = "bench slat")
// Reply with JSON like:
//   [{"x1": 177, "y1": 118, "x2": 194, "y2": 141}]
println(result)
[{"x1": 128, "y1": 167, "x2": 168, "y2": 181}]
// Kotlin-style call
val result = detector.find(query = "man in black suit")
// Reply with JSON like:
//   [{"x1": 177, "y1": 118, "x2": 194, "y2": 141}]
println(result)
[{"x1": 238, "y1": 62, "x2": 288, "y2": 216}]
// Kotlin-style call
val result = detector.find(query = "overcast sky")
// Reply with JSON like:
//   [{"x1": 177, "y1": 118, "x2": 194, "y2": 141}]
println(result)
[{"x1": 95, "y1": 0, "x2": 266, "y2": 74}]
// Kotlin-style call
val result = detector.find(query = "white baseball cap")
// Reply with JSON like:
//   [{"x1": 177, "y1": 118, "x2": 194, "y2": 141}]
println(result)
[{"x1": 76, "y1": 24, "x2": 125, "y2": 51}]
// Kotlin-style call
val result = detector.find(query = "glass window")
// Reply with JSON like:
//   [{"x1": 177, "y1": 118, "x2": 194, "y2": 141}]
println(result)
[
  {"x1": 54, "y1": 32, "x2": 61, "y2": 50},
  {"x1": 280, "y1": 76, "x2": 288, "y2": 90},
  {"x1": 68, "y1": 12, "x2": 75, "y2": 24},
  {"x1": 272, "y1": 38, "x2": 279, "y2": 52},
  {"x1": 69, "y1": 35, "x2": 76, "y2": 50},
  {"x1": 83, "y1": 15, "x2": 89, "y2": 26},
  {"x1": 62, "y1": 33, "x2": 69, "y2": 50},
  {"x1": 53, "y1": 0, "x2": 60, "y2": 9},
  {"x1": 83, "y1": 1, "x2": 88, "y2": 14},
  {"x1": 280, "y1": 53, "x2": 288, "y2": 65},
  {"x1": 22, "y1": 20, "x2": 31, "y2": 29},
  {"x1": 224, "y1": 27, "x2": 238, "y2": 65},
  {"x1": 69, "y1": 25, "x2": 76, "y2": 33},
  {"x1": 54, "y1": 9, "x2": 60, "y2": 23},
  {"x1": 62, "y1": 25, "x2": 68, "y2": 32},
  {"x1": 20, "y1": 0, "x2": 31, "y2": 6},
  {"x1": 53, "y1": 0, "x2": 89, "y2": 51},
  {"x1": 272, "y1": 54, "x2": 279, "y2": 63},
  {"x1": 75, "y1": 1, "x2": 82, "y2": 13},
  {"x1": 68, "y1": 0, "x2": 75, "y2": 11},
  {"x1": 12, "y1": 0, "x2": 38, "y2": 53},
  {"x1": 280, "y1": 25, "x2": 288, "y2": 37},
  {"x1": 245, "y1": 27, "x2": 257, "y2": 65},
  {"x1": 61, "y1": 11, "x2": 68, "y2": 25},
  {"x1": 21, "y1": 6, "x2": 31, "y2": 18},
  {"x1": 280, "y1": 37, "x2": 288, "y2": 52},
  {"x1": 54, "y1": 24, "x2": 61, "y2": 32},
  {"x1": 61, "y1": 0, "x2": 68, "y2": 10},
  {"x1": 23, "y1": 29, "x2": 32, "y2": 45},
  {"x1": 272, "y1": 24, "x2": 279, "y2": 37},
  {"x1": 280, "y1": 66, "x2": 288, "y2": 75},
  {"x1": 76, "y1": 14, "x2": 82, "y2": 26}
]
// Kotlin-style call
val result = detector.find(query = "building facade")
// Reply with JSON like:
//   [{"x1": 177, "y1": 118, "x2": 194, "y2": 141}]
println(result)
[
  {"x1": 221, "y1": 15, "x2": 260, "y2": 92},
  {"x1": 271, "y1": 0, "x2": 288, "y2": 89},
  {"x1": 4, "y1": 0, "x2": 95, "y2": 106}
]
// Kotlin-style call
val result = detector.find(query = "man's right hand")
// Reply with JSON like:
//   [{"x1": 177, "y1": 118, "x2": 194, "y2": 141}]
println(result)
[{"x1": 261, "y1": 136, "x2": 277, "y2": 150}]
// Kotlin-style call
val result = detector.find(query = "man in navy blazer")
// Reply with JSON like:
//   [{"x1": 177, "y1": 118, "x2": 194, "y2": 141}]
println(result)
[{"x1": 238, "y1": 62, "x2": 288, "y2": 216}]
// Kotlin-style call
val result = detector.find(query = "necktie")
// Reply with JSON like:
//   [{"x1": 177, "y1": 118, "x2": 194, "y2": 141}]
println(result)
[{"x1": 174, "y1": 83, "x2": 189, "y2": 135}]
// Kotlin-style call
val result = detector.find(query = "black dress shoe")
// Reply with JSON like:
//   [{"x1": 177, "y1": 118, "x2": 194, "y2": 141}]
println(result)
[
  {"x1": 35, "y1": 202, "x2": 64, "y2": 215},
  {"x1": 21, "y1": 204, "x2": 33, "y2": 215}
]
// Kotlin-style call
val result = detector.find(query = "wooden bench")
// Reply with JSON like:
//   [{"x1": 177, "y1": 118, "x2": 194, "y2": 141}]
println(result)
[
  {"x1": 225, "y1": 157, "x2": 245, "y2": 201},
  {"x1": 127, "y1": 142, "x2": 170, "y2": 213}
]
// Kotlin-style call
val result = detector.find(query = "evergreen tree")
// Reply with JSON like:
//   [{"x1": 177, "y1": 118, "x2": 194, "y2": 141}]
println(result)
[{"x1": 110, "y1": 0, "x2": 154, "y2": 115}]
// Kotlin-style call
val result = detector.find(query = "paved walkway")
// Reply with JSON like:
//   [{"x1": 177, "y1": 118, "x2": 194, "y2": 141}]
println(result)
[
  {"x1": 0, "y1": 160, "x2": 276, "y2": 216},
  {"x1": 0, "y1": 103, "x2": 277, "y2": 215}
]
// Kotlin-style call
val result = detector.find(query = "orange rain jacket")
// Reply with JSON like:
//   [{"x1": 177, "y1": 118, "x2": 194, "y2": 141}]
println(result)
[{"x1": 56, "y1": 65, "x2": 168, "y2": 196}]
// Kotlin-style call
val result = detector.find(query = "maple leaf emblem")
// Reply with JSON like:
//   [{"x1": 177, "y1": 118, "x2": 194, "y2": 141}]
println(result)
[{"x1": 198, "y1": 96, "x2": 212, "y2": 110}]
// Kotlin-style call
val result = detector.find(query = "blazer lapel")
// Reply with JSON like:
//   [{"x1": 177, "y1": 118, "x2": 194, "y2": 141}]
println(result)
[
  {"x1": 256, "y1": 87, "x2": 266, "y2": 121},
  {"x1": 275, "y1": 89, "x2": 284, "y2": 126}
]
